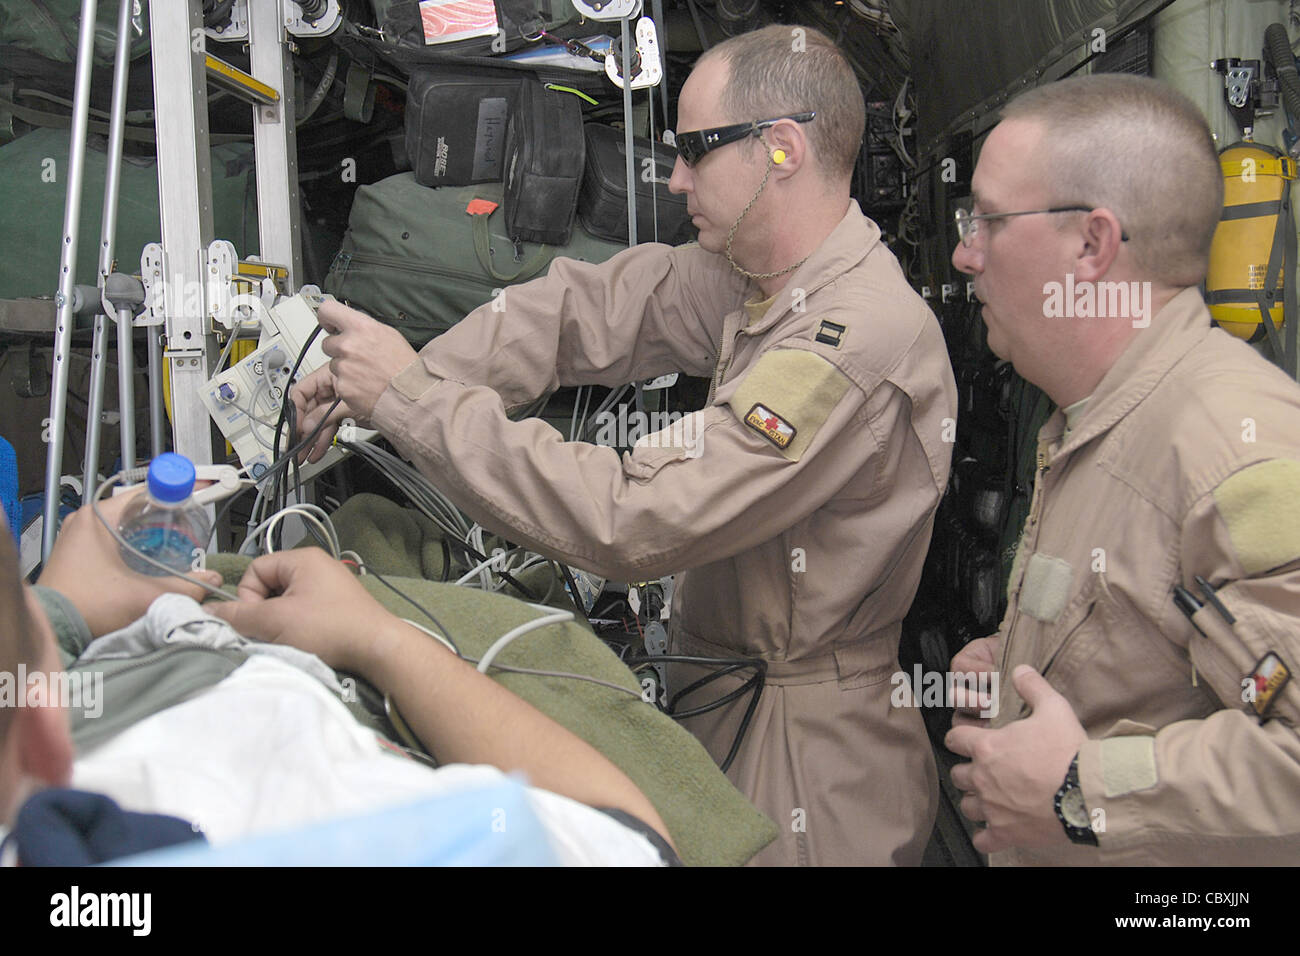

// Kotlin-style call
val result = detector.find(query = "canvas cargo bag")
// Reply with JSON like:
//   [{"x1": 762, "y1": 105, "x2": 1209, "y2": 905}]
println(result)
[
  {"x1": 502, "y1": 76, "x2": 585, "y2": 245},
  {"x1": 406, "y1": 66, "x2": 524, "y2": 187},
  {"x1": 324, "y1": 173, "x2": 626, "y2": 347},
  {"x1": 578, "y1": 123, "x2": 694, "y2": 246}
]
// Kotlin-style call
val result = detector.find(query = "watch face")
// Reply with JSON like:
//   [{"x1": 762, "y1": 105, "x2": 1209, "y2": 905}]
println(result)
[{"x1": 1061, "y1": 788, "x2": 1091, "y2": 828}]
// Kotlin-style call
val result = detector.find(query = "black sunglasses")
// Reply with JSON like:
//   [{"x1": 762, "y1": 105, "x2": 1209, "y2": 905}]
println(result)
[{"x1": 675, "y1": 112, "x2": 817, "y2": 167}]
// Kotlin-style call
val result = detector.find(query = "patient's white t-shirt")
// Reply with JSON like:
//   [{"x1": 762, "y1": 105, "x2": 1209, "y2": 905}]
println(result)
[{"x1": 68, "y1": 598, "x2": 664, "y2": 866}]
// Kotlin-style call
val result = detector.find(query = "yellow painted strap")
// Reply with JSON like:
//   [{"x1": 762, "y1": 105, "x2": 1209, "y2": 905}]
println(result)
[
  {"x1": 727, "y1": 348, "x2": 851, "y2": 462},
  {"x1": 1221, "y1": 156, "x2": 1297, "y2": 180},
  {"x1": 1209, "y1": 304, "x2": 1283, "y2": 326},
  {"x1": 235, "y1": 260, "x2": 289, "y2": 282},
  {"x1": 205, "y1": 54, "x2": 279, "y2": 105}
]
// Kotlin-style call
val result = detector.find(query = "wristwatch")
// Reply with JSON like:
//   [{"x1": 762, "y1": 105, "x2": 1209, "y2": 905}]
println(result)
[{"x1": 1054, "y1": 753, "x2": 1099, "y2": 846}]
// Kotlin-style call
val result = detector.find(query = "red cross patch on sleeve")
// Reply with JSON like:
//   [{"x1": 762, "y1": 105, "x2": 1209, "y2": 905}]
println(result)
[
  {"x1": 744, "y1": 403, "x2": 796, "y2": 449},
  {"x1": 1246, "y1": 651, "x2": 1291, "y2": 721}
]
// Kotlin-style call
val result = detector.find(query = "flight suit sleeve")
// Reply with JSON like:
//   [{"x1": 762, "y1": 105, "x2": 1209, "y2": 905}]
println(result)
[
  {"x1": 1075, "y1": 459, "x2": 1300, "y2": 862},
  {"x1": 403, "y1": 241, "x2": 748, "y2": 412},
  {"x1": 370, "y1": 343, "x2": 906, "y2": 583}
]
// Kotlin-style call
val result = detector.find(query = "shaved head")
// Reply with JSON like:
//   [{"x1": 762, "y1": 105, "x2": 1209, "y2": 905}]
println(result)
[
  {"x1": 1000, "y1": 73, "x2": 1223, "y2": 286},
  {"x1": 697, "y1": 24, "x2": 866, "y2": 181}
]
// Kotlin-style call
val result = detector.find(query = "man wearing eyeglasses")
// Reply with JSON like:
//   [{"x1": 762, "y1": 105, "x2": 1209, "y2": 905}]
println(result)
[
  {"x1": 945, "y1": 73, "x2": 1300, "y2": 864},
  {"x1": 293, "y1": 24, "x2": 957, "y2": 866}
]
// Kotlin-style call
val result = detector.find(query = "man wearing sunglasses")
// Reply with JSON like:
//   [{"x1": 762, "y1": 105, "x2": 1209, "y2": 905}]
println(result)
[
  {"x1": 945, "y1": 73, "x2": 1300, "y2": 865},
  {"x1": 293, "y1": 24, "x2": 956, "y2": 866}
]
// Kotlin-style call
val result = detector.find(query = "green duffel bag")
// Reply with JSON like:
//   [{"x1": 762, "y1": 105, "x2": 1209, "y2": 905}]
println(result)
[
  {"x1": 0, "y1": 127, "x2": 258, "y2": 303},
  {"x1": 0, "y1": 0, "x2": 152, "y2": 65},
  {"x1": 324, "y1": 173, "x2": 627, "y2": 348}
]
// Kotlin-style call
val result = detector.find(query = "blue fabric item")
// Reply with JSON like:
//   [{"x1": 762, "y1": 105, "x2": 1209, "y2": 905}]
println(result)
[
  {"x1": 0, "y1": 436, "x2": 17, "y2": 545},
  {"x1": 112, "y1": 778, "x2": 560, "y2": 866},
  {"x1": 11, "y1": 788, "x2": 206, "y2": 866}
]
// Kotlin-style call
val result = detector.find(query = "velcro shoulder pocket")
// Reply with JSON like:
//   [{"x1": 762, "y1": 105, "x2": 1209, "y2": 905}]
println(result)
[{"x1": 725, "y1": 348, "x2": 851, "y2": 462}]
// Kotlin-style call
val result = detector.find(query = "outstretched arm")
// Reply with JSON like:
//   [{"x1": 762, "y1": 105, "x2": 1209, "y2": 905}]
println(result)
[
  {"x1": 209, "y1": 549, "x2": 673, "y2": 848},
  {"x1": 292, "y1": 242, "x2": 745, "y2": 462}
]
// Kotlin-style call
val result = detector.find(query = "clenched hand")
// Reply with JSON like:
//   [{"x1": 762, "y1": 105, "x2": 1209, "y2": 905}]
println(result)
[
  {"x1": 945, "y1": 665, "x2": 1088, "y2": 854},
  {"x1": 292, "y1": 300, "x2": 417, "y2": 463}
]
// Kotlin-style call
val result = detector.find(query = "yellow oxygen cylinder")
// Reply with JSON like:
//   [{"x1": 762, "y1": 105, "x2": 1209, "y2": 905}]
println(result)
[{"x1": 1206, "y1": 142, "x2": 1296, "y2": 342}]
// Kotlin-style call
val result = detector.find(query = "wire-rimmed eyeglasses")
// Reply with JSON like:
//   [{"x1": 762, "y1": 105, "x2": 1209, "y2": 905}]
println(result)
[{"x1": 954, "y1": 206, "x2": 1129, "y2": 246}]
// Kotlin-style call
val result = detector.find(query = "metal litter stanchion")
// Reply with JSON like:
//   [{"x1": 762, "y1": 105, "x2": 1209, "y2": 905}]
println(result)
[
  {"x1": 83, "y1": 0, "x2": 139, "y2": 500},
  {"x1": 68, "y1": 287, "x2": 106, "y2": 480},
  {"x1": 41, "y1": 0, "x2": 100, "y2": 560},
  {"x1": 109, "y1": 274, "x2": 150, "y2": 468},
  {"x1": 620, "y1": 15, "x2": 639, "y2": 246},
  {"x1": 114, "y1": 295, "x2": 136, "y2": 470},
  {"x1": 82, "y1": 314, "x2": 109, "y2": 498},
  {"x1": 147, "y1": 329, "x2": 164, "y2": 458}
]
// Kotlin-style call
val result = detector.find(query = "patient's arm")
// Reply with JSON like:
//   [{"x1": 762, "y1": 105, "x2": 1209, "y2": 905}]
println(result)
[
  {"x1": 210, "y1": 549, "x2": 673, "y2": 849},
  {"x1": 37, "y1": 489, "x2": 225, "y2": 639}
]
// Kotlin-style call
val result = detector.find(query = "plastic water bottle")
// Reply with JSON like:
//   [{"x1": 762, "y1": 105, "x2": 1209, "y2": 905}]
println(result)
[{"x1": 117, "y1": 453, "x2": 212, "y2": 576}]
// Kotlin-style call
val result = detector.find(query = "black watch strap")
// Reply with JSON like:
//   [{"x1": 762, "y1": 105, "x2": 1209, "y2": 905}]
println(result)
[{"x1": 1054, "y1": 753, "x2": 1099, "y2": 846}]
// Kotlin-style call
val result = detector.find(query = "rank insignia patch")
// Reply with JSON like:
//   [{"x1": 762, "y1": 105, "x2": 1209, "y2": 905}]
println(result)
[
  {"x1": 745, "y1": 403, "x2": 796, "y2": 449},
  {"x1": 1245, "y1": 651, "x2": 1291, "y2": 720},
  {"x1": 815, "y1": 320, "x2": 846, "y2": 348}
]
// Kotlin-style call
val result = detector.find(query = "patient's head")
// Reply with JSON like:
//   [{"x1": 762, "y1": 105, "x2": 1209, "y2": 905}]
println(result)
[
  {"x1": 0, "y1": 518, "x2": 73, "y2": 824},
  {"x1": 0, "y1": 524, "x2": 37, "y2": 732}
]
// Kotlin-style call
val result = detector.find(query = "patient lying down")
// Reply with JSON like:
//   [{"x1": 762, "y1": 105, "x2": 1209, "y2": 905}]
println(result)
[{"x1": 0, "y1": 492, "x2": 676, "y2": 866}]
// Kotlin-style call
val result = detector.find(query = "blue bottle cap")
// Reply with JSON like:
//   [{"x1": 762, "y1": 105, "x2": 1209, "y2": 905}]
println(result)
[{"x1": 146, "y1": 453, "x2": 196, "y2": 504}]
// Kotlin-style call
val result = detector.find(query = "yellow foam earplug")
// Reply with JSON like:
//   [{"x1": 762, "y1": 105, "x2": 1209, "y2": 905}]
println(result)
[{"x1": 773, "y1": 149, "x2": 786, "y2": 165}]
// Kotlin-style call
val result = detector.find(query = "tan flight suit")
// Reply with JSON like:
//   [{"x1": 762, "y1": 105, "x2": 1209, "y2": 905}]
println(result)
[
  {"x1": 992, "y1": 287, "x2": 1300, "y2": 865},
  {"x1": 370, "y1": 201, "x2": 957, "y2": 865}
]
